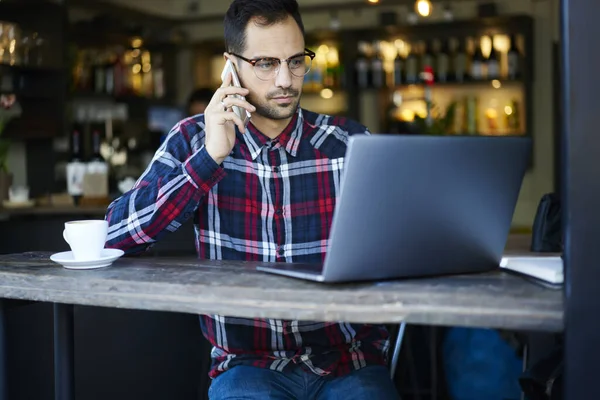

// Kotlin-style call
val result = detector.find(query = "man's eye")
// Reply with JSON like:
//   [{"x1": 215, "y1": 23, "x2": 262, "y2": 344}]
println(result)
[
  {"x1": 256, "y1": 60, "x2": 276, "y2": 69},
  {"x1": 289, "y1": 58, "x2": 303, "y2": 68}
]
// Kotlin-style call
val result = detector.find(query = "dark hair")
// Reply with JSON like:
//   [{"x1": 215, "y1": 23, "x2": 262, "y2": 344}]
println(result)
[
  {"x1": 187, "y1": 88, "x2": 213, "y2": 108},
  {"x1": 224, "y1": 0, "x2": 305, "y2": 55}
]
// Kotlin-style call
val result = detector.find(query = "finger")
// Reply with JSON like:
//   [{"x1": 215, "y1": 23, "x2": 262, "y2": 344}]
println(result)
[
  {"x1": 221, "y1": 97, "x2": 256, "y2": 113},
  {"x1": 218, "y1": 85, "x2": 250, "y2": 98},
  {"x1": 217, "y1": 111, "x2": 246, "y2": 132},
  {"x1": 220, "y1": 69, "x2": 232, "y2": 88},
  {"x1": 207, "y1": 85, "x2": 249, "y2": 110}
]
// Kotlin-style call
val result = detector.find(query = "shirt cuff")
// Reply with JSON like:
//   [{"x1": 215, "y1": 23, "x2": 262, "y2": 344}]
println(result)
[{"x1": 183, "y1": 146, "x2": 226, "y2": 191}]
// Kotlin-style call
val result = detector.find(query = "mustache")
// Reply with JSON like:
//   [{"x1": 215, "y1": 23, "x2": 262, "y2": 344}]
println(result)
[{"x1": 267, "y1": 89, "x2": 300, "y2": 99}]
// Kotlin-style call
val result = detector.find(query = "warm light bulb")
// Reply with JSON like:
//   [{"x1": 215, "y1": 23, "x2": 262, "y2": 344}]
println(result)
[
  {"x1": 131, "y1": 37, "x2": 143, "y2": 49},
  {"x1": 320, "y1": 88, "x2": 334, "y2": 99},
  {"x1": 415, "y1": 0, "x2": 432, "y2": 17},
  {"x1": 368, "y1": 0, "x2": 379, "y2": 3}
]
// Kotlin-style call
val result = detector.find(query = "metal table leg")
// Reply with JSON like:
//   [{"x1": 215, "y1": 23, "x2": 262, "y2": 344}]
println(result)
[
  {"x1": 390, "y1": 322, "x2": 407, "y2": 379},
  {"x1": 0, "y1": 299, "x2": 8, "y2": 400},
  {"x1": 53, "y1": 303, "x2": 74, "y2": 400}
]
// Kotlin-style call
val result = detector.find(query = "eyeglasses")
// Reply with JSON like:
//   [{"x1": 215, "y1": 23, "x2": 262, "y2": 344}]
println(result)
[{"x1": 230, "y1": 49, "x2": 316, "y2": 81}]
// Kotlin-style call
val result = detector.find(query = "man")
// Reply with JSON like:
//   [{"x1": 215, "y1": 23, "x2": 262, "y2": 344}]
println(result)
[
  {"x1": 187, "y1": 87, "x2": 214, "y2": 116},
  {"x1": 105, "y1": 0, "x2": 399, "y2": 399}
]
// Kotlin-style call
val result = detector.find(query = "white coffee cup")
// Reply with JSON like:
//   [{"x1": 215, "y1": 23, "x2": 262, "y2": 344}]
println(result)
[
  {"x1": 9, "y1": 186, "x2": 29, "y2": 203},
  {"x1": 63, "y1": 220, "x2": 108, "y2": 261}
]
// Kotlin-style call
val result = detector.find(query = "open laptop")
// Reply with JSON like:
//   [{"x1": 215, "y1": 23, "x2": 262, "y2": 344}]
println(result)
[{"x1": 257, "y1": 134, "x2": 532, "y2": 283}]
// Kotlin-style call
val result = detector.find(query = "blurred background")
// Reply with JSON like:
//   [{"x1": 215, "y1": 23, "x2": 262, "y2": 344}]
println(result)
[{"x1": 0, "y1": 0, "x2": 558, "y2": 232}]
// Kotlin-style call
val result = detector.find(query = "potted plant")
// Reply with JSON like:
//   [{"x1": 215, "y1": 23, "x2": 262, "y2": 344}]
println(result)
[{"x1": 0, "y1": 94, "x2": 22, "y2": 201}]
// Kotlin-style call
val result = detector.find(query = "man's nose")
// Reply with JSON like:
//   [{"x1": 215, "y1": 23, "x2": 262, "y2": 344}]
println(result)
[{"x1": 275, "y1": 62, "x2": 293, "y2": 88}]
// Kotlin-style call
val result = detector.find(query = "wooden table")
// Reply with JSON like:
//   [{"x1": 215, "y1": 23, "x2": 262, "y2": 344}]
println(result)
[{"x1": 0, "y1": 250, "x2": 563, "y2": 400}]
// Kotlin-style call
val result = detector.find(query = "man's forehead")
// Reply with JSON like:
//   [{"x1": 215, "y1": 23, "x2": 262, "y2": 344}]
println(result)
[{"x1": 243, "y1": 16, "x2": 304, "y2": 55}]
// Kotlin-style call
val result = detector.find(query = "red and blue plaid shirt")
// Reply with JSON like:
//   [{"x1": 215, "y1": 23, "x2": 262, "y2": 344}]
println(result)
[{"x1": 105, "y1": 108, "x2": 389, "y2": 378}]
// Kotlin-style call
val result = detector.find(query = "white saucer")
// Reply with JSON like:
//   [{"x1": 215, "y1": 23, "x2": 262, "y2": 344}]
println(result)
[{"x1": 50, "y1": 248, "x2": 125, "y2": 270}]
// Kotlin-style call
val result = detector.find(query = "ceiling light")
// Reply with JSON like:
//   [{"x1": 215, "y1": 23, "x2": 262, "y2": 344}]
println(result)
[
  {"x1": 368, "y1": 0, "x2": 380, "y2": 3},
  {"x1": 415, "y1": 0, "x2": 432, "y2": 17}
]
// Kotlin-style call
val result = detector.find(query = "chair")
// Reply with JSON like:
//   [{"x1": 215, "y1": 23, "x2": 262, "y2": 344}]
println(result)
[{"x1": 389, "y1": 322, "x2": 408, "y2": 379}]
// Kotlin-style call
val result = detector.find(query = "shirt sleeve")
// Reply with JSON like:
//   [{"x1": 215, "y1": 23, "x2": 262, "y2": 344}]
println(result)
[{"x1": 104, "y1": 119, "x2": 226, "y2": 254}]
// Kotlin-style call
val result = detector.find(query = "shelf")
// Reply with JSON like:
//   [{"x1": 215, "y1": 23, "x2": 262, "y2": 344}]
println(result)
[
  {"x1": 359, "y1": 79, "x2": 526, "y2": 92},
  {"x1": 69, "y1": 91, "x2": 172, "y2": 105},
  {"x1": 0, "y1": 90, "x2": 57, "y2": 100},
  {"x1": 0, "y1": 205, "x2": 107, "y2": 217},
  {"x1": 356, "y1": 15, "x2": 534, "y2": 41},
  {"x1": 3, "y1": 117, "x2": 62, "y2": 139},
  {"x1": 0, "y1": 63, "x2": 64, "y2": 74}
]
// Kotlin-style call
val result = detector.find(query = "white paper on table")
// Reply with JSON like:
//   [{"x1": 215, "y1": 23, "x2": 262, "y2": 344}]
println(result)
[{"x1": 499, "y1": 256, "x2": 564, "y2": 284}]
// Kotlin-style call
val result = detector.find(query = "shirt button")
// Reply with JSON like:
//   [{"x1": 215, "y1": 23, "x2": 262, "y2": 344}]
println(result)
[
  {"x1": 273, "y1": 166, "x2": 280, "y2": 173},
  {"x1": 275, "y1": 208, "x2": 283, "y2": 216},
  {"x1": 277, "y1": 247, "x2": 284, "y2": 256}
]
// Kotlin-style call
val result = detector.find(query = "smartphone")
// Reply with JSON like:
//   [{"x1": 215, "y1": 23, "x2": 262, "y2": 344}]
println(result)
[{"x1": 221, "y1": 59, "x2": 251, "y2": 126}]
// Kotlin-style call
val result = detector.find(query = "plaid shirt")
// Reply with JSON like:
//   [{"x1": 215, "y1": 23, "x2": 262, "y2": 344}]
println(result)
[{"x1": 105, "y1": 108, "x2": 389, "y2": 378}]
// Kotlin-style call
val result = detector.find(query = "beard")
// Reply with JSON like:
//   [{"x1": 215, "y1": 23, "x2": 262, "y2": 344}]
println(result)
[{"x1": 247, "y1": 88, "x2": 301, "y2": 120}]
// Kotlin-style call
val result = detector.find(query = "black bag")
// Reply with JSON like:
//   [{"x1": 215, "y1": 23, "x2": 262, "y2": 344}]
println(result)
[
  {"x1": 519, "y1": 346, "x2": 563, "y2": 400},
  {"x1": 531, "y1": 193, "x2": 563, "y2": 252}
]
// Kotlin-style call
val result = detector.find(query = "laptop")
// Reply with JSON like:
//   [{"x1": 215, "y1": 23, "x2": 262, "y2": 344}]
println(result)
[{"x1": 257, "y1": 134, "x2": 532, "y2": 283}]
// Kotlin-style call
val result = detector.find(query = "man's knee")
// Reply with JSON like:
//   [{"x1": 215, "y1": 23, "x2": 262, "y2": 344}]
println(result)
[
  {"x1": 319, "y1": 366, "x2": 400, "y2": 400},
  {"x1": 208, "y1": 366, "x2": 296, "y2": 400}
]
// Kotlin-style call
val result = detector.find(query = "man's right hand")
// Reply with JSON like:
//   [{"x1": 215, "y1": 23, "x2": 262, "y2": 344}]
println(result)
[{"x1": 204, "y1": 72, "x2": 256, "y2": 165}]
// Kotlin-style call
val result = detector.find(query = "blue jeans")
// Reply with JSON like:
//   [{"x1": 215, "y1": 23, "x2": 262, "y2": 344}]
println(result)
[{"x1": 208, "y1": 364, "x2": 400, "y2": 400}]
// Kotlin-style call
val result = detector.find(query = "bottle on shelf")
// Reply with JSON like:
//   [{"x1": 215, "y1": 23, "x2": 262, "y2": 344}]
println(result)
[
  {"x1": 420, "y1": 40, "x2": 434, "y2": 74},
  {"x1": 371, "y1": 41, "x2": 385, "y2": 89},
  {"x1": 504, "y1": 98, "x2": 521, "y2": 133},
  {"x1": 112, "y1": 49, "x2": 126, "y2": 97},
  {"x1": 465, "y1": 95, "x2": 479, "y2": 134},
  {"x1": 104, "y1": 52, "x2": 116, "y2": 95},
  {"x1": 130, "y1": 48, "x2": 143, "y2": 97},
  {"x1": 310, "y1": 49, "x2": 325, "y2": 91},
  {"x1": 141, "y1": 50, "x2": 153, "y2": 97},
  {"x1": 324, "y1": 52, "x2": 338, "y2": 89},
  {"x1": 470, "y1": 37, "x2": 485, "y2": 81},
  {"x1": 507, "y1": 33, "x2": 522, "y2": 80},
  {"x1": 85, "y1": 126, "x2": 109, "y2": 199},
  {"x1": 93, "y1": 51, "x2": 106, "y2": 93},
  {"x1": 355, "y1": 42, "x2": 371, "y2": 89},
  {"x1": 485, "y1": 35, "x2": 500, "y2": 80},
  {"x1": 436, "y1": 38, "x2": 450, "y2": 83},
  {"x1": 154, "y1": 53, "x2": 164, "y2": 98},
  {"x1": 393, "y1": 42, "x2": 405, "y2": 87},
  {"x1": 66, "y1": 126, "x2": 86, "y2": 205},
  {"x1": 89, "y1": 128, "x2": 107, "y2": 167},
  {"x1": 73, "y1": 49, "x2": 92, "y2": 92},
  {"x1": 404, "y1": 43, "x2": 419, "y2": 84},
  {"x1": 485, "y1": 99, "x2": 499, "y2": 134},
  {"x1": 452, "y1": 97, "x2": 465, "y2": 134},
  {"x1": 453, "y1": 37, "x2": 468, "y2": 83}
]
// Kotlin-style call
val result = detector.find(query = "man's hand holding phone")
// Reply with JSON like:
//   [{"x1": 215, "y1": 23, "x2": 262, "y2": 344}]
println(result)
[{"x1": 204, "y1": 62, "x2": 255, "y2": 165}]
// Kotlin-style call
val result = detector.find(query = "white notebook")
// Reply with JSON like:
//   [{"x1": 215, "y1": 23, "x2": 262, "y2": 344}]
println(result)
[{"x1": 500, "y1": 256, "x2": 564, "y2": 284}]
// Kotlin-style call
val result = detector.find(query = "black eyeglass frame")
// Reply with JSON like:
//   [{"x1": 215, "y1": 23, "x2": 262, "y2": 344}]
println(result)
[{"x1": 229, "y1": 48, "x2": 316, "y2": 80}]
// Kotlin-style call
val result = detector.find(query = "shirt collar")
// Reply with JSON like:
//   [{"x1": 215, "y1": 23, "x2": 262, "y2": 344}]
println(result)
[{"x1": 240, "y1": 108, "x2": 304, "y2": 160}]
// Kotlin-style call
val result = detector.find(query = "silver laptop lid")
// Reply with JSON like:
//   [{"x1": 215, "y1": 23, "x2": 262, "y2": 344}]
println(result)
[{"x1": 321, "y1": 134, "x2": 531, "y2": 282}]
